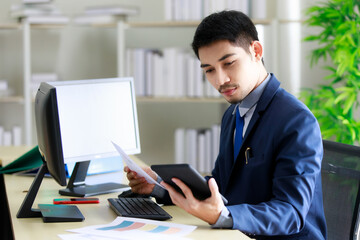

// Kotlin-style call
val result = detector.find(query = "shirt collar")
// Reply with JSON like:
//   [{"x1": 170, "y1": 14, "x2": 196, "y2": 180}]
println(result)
[{"x1": 232, "y1": 73, "x2": 271, "y2": 117}]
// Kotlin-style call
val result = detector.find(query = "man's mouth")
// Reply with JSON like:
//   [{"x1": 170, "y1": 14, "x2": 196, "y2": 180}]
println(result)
[{"x1": 219, "y1": 84, "x2": 239, "y2": 96}]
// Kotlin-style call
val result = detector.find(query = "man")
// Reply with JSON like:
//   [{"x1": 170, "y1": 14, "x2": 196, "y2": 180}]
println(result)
[{"x1": 125, "y1": 10, "x2": 327, "y2": 239}]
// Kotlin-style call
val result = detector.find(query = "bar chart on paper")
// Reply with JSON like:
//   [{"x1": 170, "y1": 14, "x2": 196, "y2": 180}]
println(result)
[
  {"x1": 97, "y1": 220, "x2": 182, "y2": 233},
  {"x1": 65, "y1": 217, "x2": 197, "y2": 240}
]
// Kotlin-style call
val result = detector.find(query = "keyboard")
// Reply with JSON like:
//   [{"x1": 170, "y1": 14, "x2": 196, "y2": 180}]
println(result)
[{"x1": 108, "y1": 197, "x2": 172, "y2": 220}]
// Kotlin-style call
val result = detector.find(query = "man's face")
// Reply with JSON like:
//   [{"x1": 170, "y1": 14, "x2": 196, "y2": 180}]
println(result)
[{"x1": 199, "y1": 40, "x2": 262, "y2": 104}]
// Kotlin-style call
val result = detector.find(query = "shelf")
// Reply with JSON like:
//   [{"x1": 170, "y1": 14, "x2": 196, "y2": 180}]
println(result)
[
  {"x1": 27, "y1": 24, "x2": 67, "y2": 29},
  {"x1": 0, "y1": 96, "x2": 24, "y2": 103},
  {"x1": 129, "y1": 21, "x2": 201, "y2": 28},
  {"x1": 80, "y1": 19, "x2": 274, "y2": 29},
  {"x1": 136, "y1": 96, "x2": 226, "y2": 103},
  {"x1": 0, "y1": 18, "x2": 300, "y2": 30},
  {"x1": 0, "y1": 23, "x2": 69, "y2": 30},
  {"x1": 0, "y1": 95, "x2": 225, "y2": 104},
  {"x1": 129, "y1": 19, "x2": 272, "y2": 28},
  {"x1": 0, "y1": 96, "x2": 226, "y2": 104},
  {"x1": 0, "y1": 23, "x2": 20, "y2": 30}
]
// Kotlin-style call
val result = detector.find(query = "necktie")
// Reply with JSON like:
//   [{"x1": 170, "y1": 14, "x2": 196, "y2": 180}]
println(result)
[{"x1": 234, "y1": 107, "x2": 244, "y2": 161}]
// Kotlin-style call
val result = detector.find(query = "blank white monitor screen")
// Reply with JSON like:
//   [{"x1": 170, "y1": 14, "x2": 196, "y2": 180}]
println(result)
[{"x1": 50, "y1": 77, "x2": 140, "y2": 164}]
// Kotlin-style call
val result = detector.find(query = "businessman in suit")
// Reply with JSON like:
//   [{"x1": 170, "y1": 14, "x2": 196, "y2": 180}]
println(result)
[{"x1": 124, "y1": 10, "x2": 327, "y2": 239}]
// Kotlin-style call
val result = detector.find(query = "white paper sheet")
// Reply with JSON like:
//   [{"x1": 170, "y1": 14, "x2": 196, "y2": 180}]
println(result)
[
  {"x1": 58, "y1": 233, "x2": 116, "y2": 240},
  {"x1": 111, "y1": 141, "x2": 164, "y2": 189},
  {"x1": 65, "y1": 217, "x2": 196, "y2": 240}
]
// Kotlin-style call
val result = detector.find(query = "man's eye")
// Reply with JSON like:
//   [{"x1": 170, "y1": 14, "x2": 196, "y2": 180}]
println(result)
[
  {"x1": 205, "y1": 69, "x2": 214, "y2": 73},
  {"x1": 225, "y1": 60, "x2": 235, "y2": 66}
]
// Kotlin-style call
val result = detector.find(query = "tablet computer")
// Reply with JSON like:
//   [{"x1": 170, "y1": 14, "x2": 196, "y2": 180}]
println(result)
[{"x1": 151, "y1": 163, "x2": 227, "y2": 204}]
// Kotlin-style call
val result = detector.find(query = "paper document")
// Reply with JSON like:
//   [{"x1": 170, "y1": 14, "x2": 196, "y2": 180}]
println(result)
[
  {"x1": 63, "y1": 216, "x2": 196, "y2": 240},
  {"x1": 111, "y1": 141, "x2": 164, "y2": 189}
]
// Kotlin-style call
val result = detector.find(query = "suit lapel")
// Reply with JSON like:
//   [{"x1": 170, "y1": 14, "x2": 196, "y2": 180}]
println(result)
[
  {"x1": 242, "y1": 76, "x2": 280, "y2": 144},
  {"x1": 224, "y1": 75, "x2": 281, "y2": 190}
]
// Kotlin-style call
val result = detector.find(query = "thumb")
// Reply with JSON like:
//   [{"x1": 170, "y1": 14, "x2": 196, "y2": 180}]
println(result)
[{"x1": 208, "y1": 178, "x2": 220, "y2": 197}]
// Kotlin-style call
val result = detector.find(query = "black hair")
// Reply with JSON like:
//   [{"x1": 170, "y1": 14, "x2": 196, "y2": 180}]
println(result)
[{"x1": 192, "y1": 10, "x2": 259, "y2": 59}]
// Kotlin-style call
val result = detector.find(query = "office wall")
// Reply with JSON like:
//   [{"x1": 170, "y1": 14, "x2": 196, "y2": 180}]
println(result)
[
  {"x1": 0, "y1": 0, "x2": 331, "y2": 163},
  {"x1": 0, "y1": 0, "x2": 329, "y2": 93},
  {"x1": 0, "y1": 0, "x2": 165, "y2": 94}
]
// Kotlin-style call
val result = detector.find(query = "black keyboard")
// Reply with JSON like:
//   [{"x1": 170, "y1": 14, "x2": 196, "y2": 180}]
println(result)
[{"x1": 108, "y1": 197, "x2": 172, "y2": 220}]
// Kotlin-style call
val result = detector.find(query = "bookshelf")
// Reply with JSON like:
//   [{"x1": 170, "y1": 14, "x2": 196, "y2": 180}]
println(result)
[
  {"x1": 114, "y1": 19, "x2": 273, "y2": 166},
  {"x1": 0, "y1": 0, "x2": 306, "y2": 167},
  {"x1": 0, "y1": 18, "x2": 274, "y2": 166},
  {"x1": 0, "y1": 20, "x2": 68, "y2": 146}
]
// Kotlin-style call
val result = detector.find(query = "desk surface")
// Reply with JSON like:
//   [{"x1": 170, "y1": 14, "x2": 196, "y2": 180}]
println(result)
[{"x1": 0, "y1": 146, "x2": 251, "y2": 240}]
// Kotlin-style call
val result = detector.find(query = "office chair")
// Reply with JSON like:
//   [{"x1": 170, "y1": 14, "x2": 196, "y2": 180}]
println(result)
[{"x1": 322, "y1": 140, "x2": 360, "y2": 240}]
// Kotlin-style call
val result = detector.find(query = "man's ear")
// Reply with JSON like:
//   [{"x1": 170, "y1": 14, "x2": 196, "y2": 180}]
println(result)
[{"x1": 250, "y1": 41, "x2": 263, "y2": 62}]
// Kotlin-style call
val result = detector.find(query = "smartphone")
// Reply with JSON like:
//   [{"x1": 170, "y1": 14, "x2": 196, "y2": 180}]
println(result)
[{"x1": 53, "y1": 197, "x2": 99, "y2": 204}]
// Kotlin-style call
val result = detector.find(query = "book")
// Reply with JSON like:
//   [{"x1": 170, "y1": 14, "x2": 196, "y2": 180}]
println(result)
[
  {"x1": 251, "y1": 0, "x2": 267, "y2": 19},
  {"x1": 165, "y1": 0, "x2": 202, "y2": 21},
  {"x1": 163, "y1": 48, "x2": 177, "y2": 97},
  {"x1": 174, "y1": 128, "x2": 185, "y2": 164},
  {"x1": 12, "y1": 126, "x2": 22, "y2": 146},
  {"x1": 204, "y1": 129, "x2": 212, "y2": 173},
  {"x1": 73, "y1": 14, "x2": 121, "y2": 25},
  {"x1": 3, "y1": 131, "x2": 11, "y2": 146},
  {"x1": 153, "y1": 52, "x2": 164, "y2": 96},
  {"x1": 84, "y1": 5, "x2": 139, "y2": 16},
  {"x1": 126, "y1": 48, "x2": 216, "y2": 98},
  {"x1": 186, "y1": 54, "x2": 195, "y2": 97},
  {"x1": 211, "y1": 124, "x2": 220, "y2": 168},
  {"x1": 193, "y1": 58, "x2": 203, "y2": 98},
  {"x1": 23, "y1": 15, "x2": 69, "y2": 24},
  {"x1": 22, "y1": 0, "x2": 53, "y2": 3},
  {"x1": 175, "y1": 52, "x2": 186, "y2": 97},
  {"x1": 0, "y1": 80, "x2": 8, "y2": 91},
  {"x1": 0, "y1": 126, "x2": 3, "y2": 146},
  {"x1": 10, "y1": 3, "x2": 60, "y2": 18},
  {"x1": 145, "y1": 50, "x2": 154, "y2": 96},
  {"x1": 174, "y1": 125, "x2": 220, "y2": 173},
  {"x1": 197, "y1": 131, "x2": 206, "y2": 173},
  {"x1": 185, "y1": 129, "x2": 197, "y2": 168},
  {"x1": 133, "y1": 48, "x2": 146, "y2": 96}
]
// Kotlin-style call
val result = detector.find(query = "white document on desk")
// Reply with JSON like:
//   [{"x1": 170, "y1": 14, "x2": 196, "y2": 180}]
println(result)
[
  {"x1": 64, "y1": 216, "x2": 196, "y2": 240},
  {"x1": 111, "y1": 141, "x2": 164, "y2": 189}
]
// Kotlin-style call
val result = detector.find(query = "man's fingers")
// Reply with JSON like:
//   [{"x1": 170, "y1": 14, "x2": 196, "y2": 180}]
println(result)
[
  {"x1": 161, "y1": 181, "x2": 175, "y2": 194},
  {"x1": 208, "y1": 178, "x2": 218, "y2": 192},
  {"x1": 208, "y1": 178, "x2": 220, "y2": 199},
  {"x1": 128, "y1": 177, "x2": 145, "y2": 186},
  {"x1": 171, "y1": 178, "x2": 193, "y2": 197}
]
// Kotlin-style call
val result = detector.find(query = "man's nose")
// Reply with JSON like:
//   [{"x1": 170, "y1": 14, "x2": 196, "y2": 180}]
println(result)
[{"x1": 215, "y1": 69, "x2": 230, "y2": 86}]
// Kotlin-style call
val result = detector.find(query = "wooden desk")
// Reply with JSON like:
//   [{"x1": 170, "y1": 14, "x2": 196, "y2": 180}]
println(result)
[{"x1": 0, "y1": 146, "x2": 251, "y2": 240}]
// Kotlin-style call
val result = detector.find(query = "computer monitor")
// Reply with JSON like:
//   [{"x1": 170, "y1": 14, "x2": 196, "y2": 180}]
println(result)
[{"x1": 17, "y1": 77, "x2": 140, "y2": 220}]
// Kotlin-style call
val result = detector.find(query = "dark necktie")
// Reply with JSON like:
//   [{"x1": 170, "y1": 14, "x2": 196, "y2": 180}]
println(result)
[{"x1": 234, "y1": 107, "x2": 244, "y2": 161}]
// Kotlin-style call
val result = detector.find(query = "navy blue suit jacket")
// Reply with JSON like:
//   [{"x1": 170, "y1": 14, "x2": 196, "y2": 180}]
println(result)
[{"x1": 212, "y1": 74, "x2": 327, "y2": 239}]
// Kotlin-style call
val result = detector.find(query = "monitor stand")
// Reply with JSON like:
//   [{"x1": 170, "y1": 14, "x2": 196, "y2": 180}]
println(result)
[
  {"x1": 59, "y1": 160, "x2": 129, "y2": 197},
  {"x1": 17, "y1": 162, "x2": 84, "y2": 222}
]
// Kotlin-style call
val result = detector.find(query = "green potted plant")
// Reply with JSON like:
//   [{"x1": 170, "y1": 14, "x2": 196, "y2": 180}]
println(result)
[{"x1": 300, "y1": 0, "x2": 360, "y2": 145}]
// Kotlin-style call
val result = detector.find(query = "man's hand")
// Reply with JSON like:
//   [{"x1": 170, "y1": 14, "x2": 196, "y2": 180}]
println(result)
[
  {"x1": 161, "y1": 177, "x2": 224, "y2": 225},
  {"x1": 124, "y1": 166, "x2": 157, "y2": 195}
]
